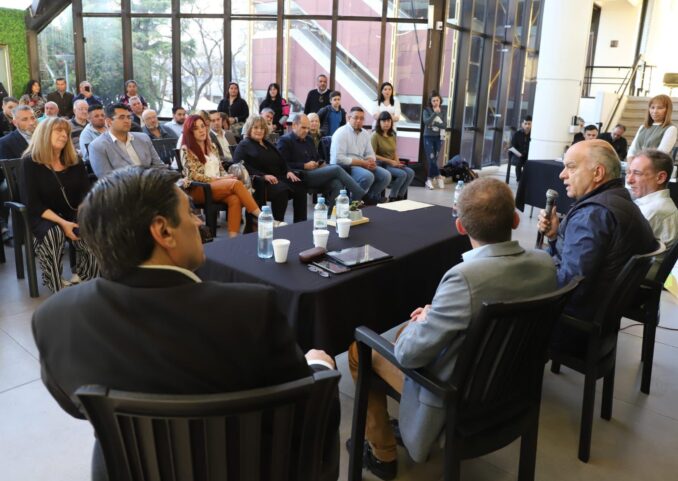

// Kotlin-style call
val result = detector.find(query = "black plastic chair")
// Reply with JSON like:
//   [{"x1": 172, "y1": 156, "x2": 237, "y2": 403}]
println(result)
[
  {"x1": 1, "y1": 158, "x2": 39, "y2": 297},
  {"x1": 622, "y1": 240, "x2": 678, "y2": 394},
  {"x1": 174, "y1": 148, "x2": 224, "y2": 237},
  {"x1": 76, "y1": 370, "x2": 340, "y2": 481},
  {"x1": 549, "y1": 244, "x2": 665, "y2": 462},
  {"x1": 151, "y1": 138, "x2": 179, "y2": 166},
  {"x1": 348, "y1": 278, "x2": 582, "y2": 481}
]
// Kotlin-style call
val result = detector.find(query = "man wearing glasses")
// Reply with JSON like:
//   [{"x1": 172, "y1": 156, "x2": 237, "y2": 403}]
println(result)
[
  {"x1": 626, "y1": 149, "x2": 678, "y2": 260},
  {"x1": 89, "y1": 103, "x2": 163, "y2": 178}
]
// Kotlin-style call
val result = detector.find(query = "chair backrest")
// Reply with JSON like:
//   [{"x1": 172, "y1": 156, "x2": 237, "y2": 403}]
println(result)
[
  {"x1": 596, "y1": 243, "x2": 665, "y2": 338},
  {"x1": 319, "y1": 136, "x2": 332, "y2": 161},
  {"x1": 76, "y1": 370, "x2": 340, "y2": 481},
  {"x1": 153, "y1": 138, "x2": 179, "y2": 167},
  {"x1": 1, "y1": 158, "x2": 24, "y2": 202},
  {"x1": 654, "y1": 241, "x2": 678, "y2": 285},
  {"x1": 450, "y1": 278, "x2": 582, "y2": 422}
]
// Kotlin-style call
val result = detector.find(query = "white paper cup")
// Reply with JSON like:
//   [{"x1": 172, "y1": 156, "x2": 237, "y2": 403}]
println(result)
[
  {"x1": 336, "y1": 218, "x2": 351, "y2": 238},
  {"x1": 313, "y1": 229, "x2": 330, "y2": 248},
  {"x1": 272, "y1": 239, "x2": 291, "y2": 263}
]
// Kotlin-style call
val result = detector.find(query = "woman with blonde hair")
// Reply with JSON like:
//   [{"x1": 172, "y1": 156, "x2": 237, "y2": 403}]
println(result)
[
  {"x1": 627, "y1": 94, "x2": 676, "y2": 160},
  {"x1": 180, "y1": 114, "x2": 262, "y2": 237},
  {"x1": 234, "y1": 115, "x2": 307, "y2": 223},
  {"x1": 307, "y1": 112, "x2": 322, "y2": 150},
  {"x1": 20, "y1": 117, "x2": 99, "y2": 292}
]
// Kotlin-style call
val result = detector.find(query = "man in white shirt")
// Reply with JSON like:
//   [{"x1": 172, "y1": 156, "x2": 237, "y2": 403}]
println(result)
[
  {"x1": 89, "y1": 103, "x2": 163, "y2": 178},
  {"x1": 208, "y1": 110, "x2": 233, "y2": 160},
  {"x1": 330, "y1": 107, "x2": 391, "y2": 205},
  {"x1": 164, "y1": 106, "x2": 186, "y2": 137},
  {"x1": 626, "y1": 149, "x2": 678, "y2": 257}
]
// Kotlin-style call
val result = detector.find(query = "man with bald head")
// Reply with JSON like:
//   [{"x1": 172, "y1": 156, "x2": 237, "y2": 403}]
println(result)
[
  {"x1": 142, "y1": 109, "x2": 177, "y2": 140},
  {"x1": 539, "y1": 140, "x2": 656, "y2": 333},
  {"x1": 276, "y1": 113, "x2": 367, "y2": 208},
  {"x1": 39, "y1": 101, "x2": 60, "y2": 121}
]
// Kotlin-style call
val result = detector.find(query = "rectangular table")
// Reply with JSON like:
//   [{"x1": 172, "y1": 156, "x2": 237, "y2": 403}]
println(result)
[
  {"x1": 515, "y1": 159, "x2": 678, "y2": 213},
  {"x1": 197, "y1": 204, "x2": 472, "y2": 355}
]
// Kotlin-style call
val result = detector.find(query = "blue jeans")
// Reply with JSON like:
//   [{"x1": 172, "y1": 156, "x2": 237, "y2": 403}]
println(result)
[
  {"x1": 384, "y1": 165, "x2": 415, "y2": 199},
  {"x1": 423, "y1": 136, "x2": 441, "y2": 177},
  {"x1": 350, "y1": 166, "x2": 391, "y2": 201}
]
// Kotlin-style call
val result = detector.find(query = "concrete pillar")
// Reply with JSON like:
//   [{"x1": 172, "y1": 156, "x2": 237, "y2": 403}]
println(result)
[{"x1": 530, "y1": 0, "x2": 594, "y2": 160}]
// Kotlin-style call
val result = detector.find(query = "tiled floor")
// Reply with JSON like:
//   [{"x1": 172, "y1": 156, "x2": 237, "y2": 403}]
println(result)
[{"x1": 1, "y1": 165, "x2": 677, "y2": 480}]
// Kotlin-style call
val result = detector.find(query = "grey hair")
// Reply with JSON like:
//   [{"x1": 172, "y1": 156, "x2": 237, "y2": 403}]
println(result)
[
  {"x1": 260, "y1": 107, "x2": 275, "y2": 115},
  {"x1": 292, "y1": 114, "x2": 308, "y2": 126},
  {"x1": 12, "y1": 104, "x2": 33, "y2": 117},
  {"x1": 78, "y1": 166, "x2": 182, "y2": 280},
  {"x1": 74, "y1": 99, "x2": 88, "y2": 110},
  {"x1": 588, "y1": 142, "x2": 621, "y2": 180}
]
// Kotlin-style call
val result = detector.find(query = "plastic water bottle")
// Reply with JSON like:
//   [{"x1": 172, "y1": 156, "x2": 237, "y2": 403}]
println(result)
[
  {"x1": 452, "y1": 181, "x2": 464, "y2": 218},
  {"x1": 336, "y1": 189, "x2": 350, "y2": 220},
  {"x1": 314, "y1": 196, "x2": 328, "y2": 229},
  {"x1": 257, "y1": 206, "x2": 274, "y2": 259}
]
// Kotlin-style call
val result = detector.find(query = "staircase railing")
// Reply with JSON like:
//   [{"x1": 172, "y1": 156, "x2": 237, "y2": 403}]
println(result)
[{"x1": 600, "y1": 55, "x2": 650, "y2": 132}]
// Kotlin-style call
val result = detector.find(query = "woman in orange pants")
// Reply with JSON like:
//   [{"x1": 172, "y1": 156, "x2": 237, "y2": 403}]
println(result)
[{"x1": 180, "y1": 115, "x2": 261, "y2": 237}]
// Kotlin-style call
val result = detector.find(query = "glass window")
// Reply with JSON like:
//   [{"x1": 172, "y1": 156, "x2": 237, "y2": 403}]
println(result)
[
  {"x1": 38, "y1": 6, "x2": 76, "y2": 95},
  {"x1": 181, "y1": 0, "x2": 223, "y2": 14},
  {"x1": 472, "y1": 0, "x2": 488, "y2": 32},
  {"x1": 464, "y1": 35, "x2": 483, "y2": 127},
  {"x1": 83, "y1": 17, "x2": 123, "y2": 105},
  {"x1": 527, "y1": 0, "x2": 541, "y2": 50},
  {"x1": 131, "y1": 0, "x2": 171, "y2": 14},
  {"x1": 334, "y1": 21, "x2": 381, "y2": 126},
  {"x1": 132, "y1": 17, "x2": 173, "y2": 116},
  {"x1": 386, "y1": 0, "x2": 428, "y2": 19},
  {"x1": 383, "y1": 22, "x2": 428, "y2": 162},
  {"x1": 82, "y1": 0, "x2": 121, "y2": 13},
  {"x1": 232, "y1": 0, "x2": 276, "y2": 15},
  {"x1": 338, "y1": 0, "x2": 382, "y2": 17},
  {"x1": 284, "y1": 0, "x2": 333, "y2": 16},
  {"x1": 231, "y1": 20, "x2": 278, "y2": 113},
  {"x1": 447, "y1": 0, "x2": 460, "y2": 25},
  {"x1": 283, "y1": 19, "x2": 332, "y2": 115},
  {"x1": 180, "y1": 18, "x2": 224, "y2": 112}
]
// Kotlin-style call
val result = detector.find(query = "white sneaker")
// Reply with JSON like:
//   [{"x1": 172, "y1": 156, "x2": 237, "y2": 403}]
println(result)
[
  {"x1": 69, "y1": 274, "x2": 82, "y2": 284},
  {"x1": 60, "y1": 278, "x2": 72, "y2": 288},
  {"x1": 437, "y1": 177, "x2": 445, "y2": 189},
  {"x1": 425, "y1": 179, "x2": 435, "y2": 190},
  {"x1": 273, "y1": 221, "x2": 288, "y2": 227}
]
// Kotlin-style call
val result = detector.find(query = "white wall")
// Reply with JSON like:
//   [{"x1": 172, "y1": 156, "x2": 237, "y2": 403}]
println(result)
[
  {"x1": 594, "y1": 0, "x2": 642, "y2": 67},
  {"x1": 643, "y1": 0, "x2": 678, "y2": 95}
]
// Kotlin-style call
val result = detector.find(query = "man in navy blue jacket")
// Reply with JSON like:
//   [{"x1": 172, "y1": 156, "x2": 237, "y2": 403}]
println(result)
[
  {"x1": 277, "y1": 114, "x2": 366, "y2": 208},
  {"x1": 539, "y1": 140, "x2": 656, "y2": 352}
]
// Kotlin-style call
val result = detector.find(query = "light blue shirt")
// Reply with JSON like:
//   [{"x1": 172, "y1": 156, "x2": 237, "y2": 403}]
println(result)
[
  {"x1": 79, "y1": 124, "x2": 105, "y2": 161},
  {"x1": 329, "y1": 123, "x2": 375, "y2": 166}
]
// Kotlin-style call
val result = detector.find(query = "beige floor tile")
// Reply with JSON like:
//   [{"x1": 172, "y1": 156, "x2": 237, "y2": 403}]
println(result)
[
  {"x1": 0, "y1": 330, "x2": 39, "y2": 392},
  {"x1": 0, "y1": 380, "x2": 92, "y2": 481}
]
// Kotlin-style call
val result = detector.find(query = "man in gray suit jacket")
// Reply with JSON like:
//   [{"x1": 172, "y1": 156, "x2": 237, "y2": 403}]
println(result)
[
  {"x1": 348, "y1": 178, "x2": 557, "y2": 480},
  {"x1": 89, "y1": 103, "x2": 163, "y2": 178}
]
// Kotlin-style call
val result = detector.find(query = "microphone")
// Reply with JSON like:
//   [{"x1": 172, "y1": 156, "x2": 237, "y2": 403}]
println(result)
[{"x1": 536, "y1": 189, "x2": 559, "y2": 249}]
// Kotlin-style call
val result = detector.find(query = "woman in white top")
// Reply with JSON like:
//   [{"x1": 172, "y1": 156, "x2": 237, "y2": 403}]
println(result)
[
  {"x1": 627, "y1": 94, "x2": 676, "y2": 160},
  {"x1": 180, "y1": 115, "x2": 262, "y2": 238},
  {"x1": 372, "y1": 82, "x2": 402, "y2": 131}
]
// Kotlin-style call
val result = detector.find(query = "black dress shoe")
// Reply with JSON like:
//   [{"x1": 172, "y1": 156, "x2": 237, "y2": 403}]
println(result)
[
  {"x1": 389, "y1": 418, "x2": 404, "y2": 447},
  {"x1": 346, "y1": 438, "x2": 397, "y2": 481}
]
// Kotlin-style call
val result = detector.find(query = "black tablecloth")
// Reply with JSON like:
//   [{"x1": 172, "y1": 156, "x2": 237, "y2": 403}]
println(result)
[
  {"x1": 515, "y1": 159, "x2": 574, "y2": 214},
  {"x1": 516, "y1": 160, "x2": 678, "y2": 213},
  {"x1": 197, "y1": 205, "x2": 472, "y2": 355}
]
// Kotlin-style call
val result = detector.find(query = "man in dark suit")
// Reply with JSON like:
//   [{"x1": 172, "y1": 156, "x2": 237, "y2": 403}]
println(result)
[
  {"x1": 598, "y1": 123, "x2": 628, "y2": 160},
  {"x1": 0, "y1": 104, "x2": 36, "y2": 160},
  {"x1": 508, "y1": 115, "x2": 531, "y2": 182},
  {"x1": 32, "y1": 167, "x2": 339, "y2": 481},
  {"x1": 46, "y1": 77, "x2": 74, "y2": 118},
  {"x1": 0, "y1": 96, "x2": 18, "y2": 136}
]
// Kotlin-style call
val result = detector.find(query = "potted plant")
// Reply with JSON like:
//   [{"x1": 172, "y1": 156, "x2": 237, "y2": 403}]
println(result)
[{"x1": 349, "y1": 200, "x2": 364, "y2": 221}]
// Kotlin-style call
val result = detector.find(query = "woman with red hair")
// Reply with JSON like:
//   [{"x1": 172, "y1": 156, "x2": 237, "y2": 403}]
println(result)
[{"x1": 180, "y1": 115, "x2": 262, "y2": 237}]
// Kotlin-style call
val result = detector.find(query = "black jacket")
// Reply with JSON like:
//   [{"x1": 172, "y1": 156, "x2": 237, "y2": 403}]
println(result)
[
  {"x1": 46, "y1": 91, "x2": 75, "y2": 118},
  {"x1": 0, "y1": 129, "x2": 28, "y2": 160},
  {"x1": 32, "y1": 267, "x2": 314, "y2": 419},
  {"x1": 217, "y1": 97, "x2": 250, "y2": 123}
]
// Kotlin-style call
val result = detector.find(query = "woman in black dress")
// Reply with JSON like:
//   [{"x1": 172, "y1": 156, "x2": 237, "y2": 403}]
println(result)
[
  {"x1": 21, "y1": 117, "x2": 99, "y2": 292},
  {"x1": 234, "y1": 115, "x2": 307, "y2": 223}
]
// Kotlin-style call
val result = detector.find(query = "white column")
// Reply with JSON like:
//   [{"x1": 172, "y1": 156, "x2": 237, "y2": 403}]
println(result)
[{"x1": 530, "y1": 0, "x2": 594, "y2": 160}]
